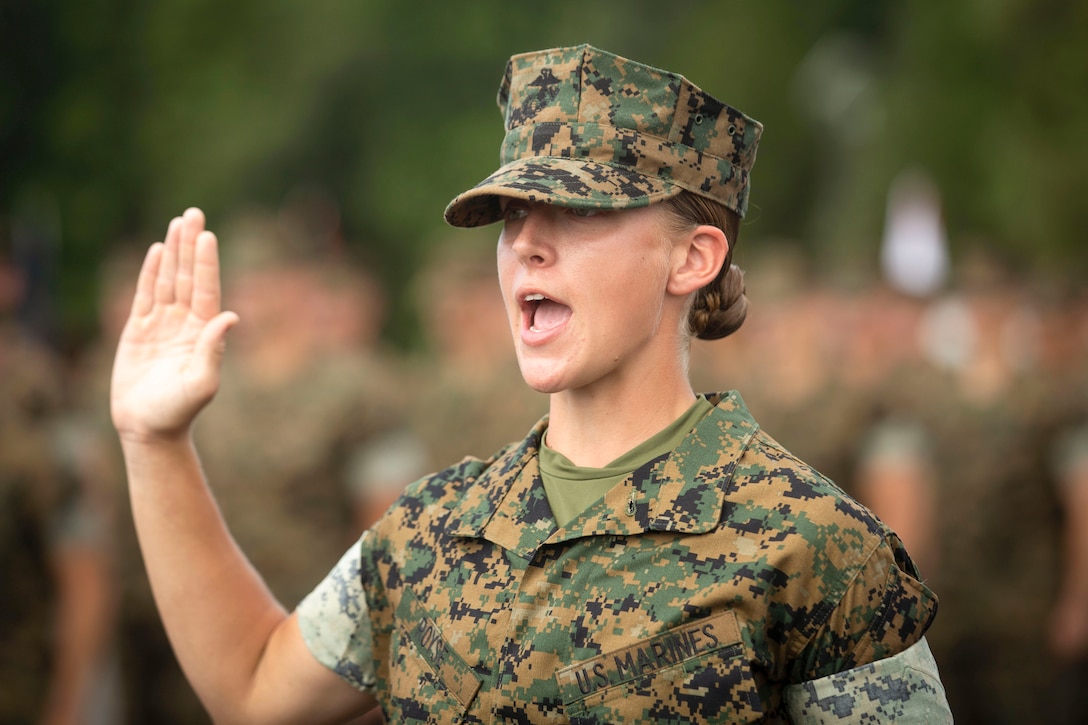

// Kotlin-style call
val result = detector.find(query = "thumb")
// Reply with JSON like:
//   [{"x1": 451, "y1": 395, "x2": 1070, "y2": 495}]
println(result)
[{"x1": 192, "y1": 310, "x2": 240, "y2": 383}]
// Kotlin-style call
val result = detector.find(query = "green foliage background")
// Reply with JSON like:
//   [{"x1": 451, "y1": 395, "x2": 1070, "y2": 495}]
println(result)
[{"x1": 2, "y1": 0, "x2": 1086, "y2": 351}]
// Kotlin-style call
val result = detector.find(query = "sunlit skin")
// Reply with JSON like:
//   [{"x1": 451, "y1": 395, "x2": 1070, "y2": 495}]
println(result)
[{"x1": 496, "y1": 200, "x2": 727, "y2": 467}]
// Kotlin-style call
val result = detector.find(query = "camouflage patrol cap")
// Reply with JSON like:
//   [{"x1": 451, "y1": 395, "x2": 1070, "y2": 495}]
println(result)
[{"x1": 444, "y1": 44, "x2": 763, "y2": 227}]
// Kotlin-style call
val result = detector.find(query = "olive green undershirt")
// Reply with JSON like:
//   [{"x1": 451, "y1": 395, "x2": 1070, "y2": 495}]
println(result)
[{"x1": 540, "y1": 395, "x2": 714, "y2": 528}]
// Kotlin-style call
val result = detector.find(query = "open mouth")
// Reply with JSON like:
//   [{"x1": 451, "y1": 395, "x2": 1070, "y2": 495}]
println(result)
[{"x1": 524, "y1": 293, "x2": 572, "y2": 333}]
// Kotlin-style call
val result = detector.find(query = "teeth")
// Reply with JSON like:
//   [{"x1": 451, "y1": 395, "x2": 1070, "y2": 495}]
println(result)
[{"x1": 524, "y1": 293, "x2": 546, "y2": 302}]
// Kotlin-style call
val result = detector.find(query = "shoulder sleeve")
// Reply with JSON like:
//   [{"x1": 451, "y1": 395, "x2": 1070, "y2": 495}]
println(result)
[
  {"x1": 296, "y1": 534, "x2": 377, "y2": 693},
  {"x1": 792, "y1": 532, "x2": 938, "y2": 682},
  {"x1": 784, "y1": 637, "x2": 952, "y2": 723}
]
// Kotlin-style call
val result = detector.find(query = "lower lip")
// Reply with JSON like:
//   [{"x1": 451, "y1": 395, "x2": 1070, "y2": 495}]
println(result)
[{"x1": 521, "y1": 318, "x2": 566, "y2": 347}]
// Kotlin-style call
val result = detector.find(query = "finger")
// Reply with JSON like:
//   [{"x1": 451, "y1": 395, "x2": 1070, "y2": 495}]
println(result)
[
  {"x1": 156, "y1": 216, "x2": 183, "y2": 305},
  {"x1": 191, "y1": 229, "x2": 223, "y2": 320},
  {"x1": 132, "y1": 243, "x2": 164, "y2": 318},
  {"x1": 176, "y1": 208, "x2": 205, "y2": 306}
]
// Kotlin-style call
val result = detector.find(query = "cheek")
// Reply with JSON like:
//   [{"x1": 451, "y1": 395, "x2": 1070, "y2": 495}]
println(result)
[
  {"x1": 593, "y1": 262, "x2": 665, "y2": 334},
  {"x1": 495, "y1": 265, "x2": 520, "y2": 323},
  {"x1": 619, "y1": 252, "x2": 671, "y2": 299},
  {"x1": 495, "y1": 247, "x2": 514, "y2": 294},
  {"x1": 629, "y1": 256, "x2": 675, "y2": 326}
]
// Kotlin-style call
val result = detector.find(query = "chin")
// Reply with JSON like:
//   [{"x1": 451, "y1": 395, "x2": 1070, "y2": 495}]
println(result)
[
  {"x1": 516, "y1": 361, "x2": 568, "y2": 395},
  {"x1": 520, "y1": 376, "x2": 565, "y2": 395}
]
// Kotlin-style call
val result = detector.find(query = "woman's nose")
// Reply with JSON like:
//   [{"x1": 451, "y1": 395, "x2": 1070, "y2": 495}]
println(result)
[{"x1": 509, "y1": 210, "x2": 552, "y2": 266}]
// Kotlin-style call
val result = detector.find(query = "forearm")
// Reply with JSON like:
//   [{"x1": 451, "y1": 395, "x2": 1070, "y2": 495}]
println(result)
[{"x1": 121, "y1": 432, "x2": 288, "y2": 722}]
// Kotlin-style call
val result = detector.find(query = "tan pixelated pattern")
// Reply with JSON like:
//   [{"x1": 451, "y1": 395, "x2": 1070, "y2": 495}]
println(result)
[
  {"x1": 445, "y1": 45, "x2": 763, "y2": 227},
  {"x1": 352, "y1": 391, "x2": 937, "y2": 723}
]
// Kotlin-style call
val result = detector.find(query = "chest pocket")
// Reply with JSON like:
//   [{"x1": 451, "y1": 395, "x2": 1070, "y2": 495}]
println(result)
[
  {"x1": 555, "y1": 611, "x2": 763, "y2": 724},
  {"x1": 389, "y1": 588, "x2": 482, "y2": 723}
]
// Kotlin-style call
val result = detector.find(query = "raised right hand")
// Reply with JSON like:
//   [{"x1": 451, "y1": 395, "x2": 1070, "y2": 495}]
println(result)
[{"x1": 110, "y1": 207, "x2": 239, "y2": 442}]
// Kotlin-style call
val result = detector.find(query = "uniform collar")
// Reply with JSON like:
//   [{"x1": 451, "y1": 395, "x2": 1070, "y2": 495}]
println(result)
[{"x1": 447, "y1": 391, "x2": 761, "y2": 559}]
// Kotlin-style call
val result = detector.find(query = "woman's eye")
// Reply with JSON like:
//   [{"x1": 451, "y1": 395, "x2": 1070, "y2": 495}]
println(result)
[{"x1": 502, "y1": 205, "x2": 529, "y2": 222}]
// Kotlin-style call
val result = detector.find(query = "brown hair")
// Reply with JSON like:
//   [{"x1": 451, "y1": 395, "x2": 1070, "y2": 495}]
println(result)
[{"x1": 662, "y1": 192, "x2": 748, "y2": 340}]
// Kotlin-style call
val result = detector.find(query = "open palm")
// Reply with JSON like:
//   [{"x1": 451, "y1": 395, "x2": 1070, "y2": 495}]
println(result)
[{"x1": 110, "y1": 208, "x2": 239, "y2": 441}]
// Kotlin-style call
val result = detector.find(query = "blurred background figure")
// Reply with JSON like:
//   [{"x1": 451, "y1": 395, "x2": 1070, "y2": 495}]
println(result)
[
  {"x1": 404, "y1": 235, "x2": 546, "y2": 472},
  {"x1": 0, "y1": 232, "x2": 118, "y2": 725},
  {"x1": 690, "y1": 243, "x2": 875, "y2": 495},
  {"x1": 204, "y1": 199, "x2": 426, "y2": 572},
  {"x1": 849, "y1": 167, "x2": 949, "y2": 571},
  {"x1": 1048, "y1": 412, "x2": 1088, "y2": 720},
  {"x1": 306, "y1": 257, "x2": 429, "y2": 532},
  {"x1": 167, "y1": 205, "x2": 425, "y2": 722},
  {"x1": 1043, "y1": 283, "x2": 1088, "y2": 721},
  {"x1": 854, "y1": 243, "x2": 1082, "y2": 724}
]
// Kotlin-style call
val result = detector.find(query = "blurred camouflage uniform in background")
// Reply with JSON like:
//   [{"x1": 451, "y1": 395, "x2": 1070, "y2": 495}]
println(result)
[
  {"x1": 198, "y1": 208, "x2": 426, "y2": 598},
  {"x1": 0, "y1": 324, "x2": 71, "y2": 720},
  {"x1": 1, "y1": 319, "x2": 119, "y2": 723},
  {"x1": 856, "y1": 252, "x2": 1078, "y2": 723}
]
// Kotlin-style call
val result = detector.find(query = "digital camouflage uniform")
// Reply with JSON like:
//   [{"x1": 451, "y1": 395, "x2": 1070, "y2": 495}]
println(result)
[
  {"x1": 300, "y1": 392, "x2": 944, "y2": 723},
  {"x1": 299, "y1": 45, "x2": 948, "y2": 722},
  {"x1": 730, "y1": 376, "x2": 874, "y2": 502}
]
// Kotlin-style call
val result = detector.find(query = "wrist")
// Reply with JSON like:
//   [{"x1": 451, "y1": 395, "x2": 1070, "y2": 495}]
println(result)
[{"x1": 118, "y1": 427, "x2": 195, "y2": 455}]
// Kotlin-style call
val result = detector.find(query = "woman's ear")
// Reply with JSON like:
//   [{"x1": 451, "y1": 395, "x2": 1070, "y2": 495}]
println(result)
[{"x1": 667, "y1": 224, "x2": 728, "y2": 296}]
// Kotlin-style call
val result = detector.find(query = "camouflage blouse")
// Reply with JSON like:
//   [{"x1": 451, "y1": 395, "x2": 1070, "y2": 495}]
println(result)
[{"x1": 300, "y1": 391, "x2": 945, "y2": 723}]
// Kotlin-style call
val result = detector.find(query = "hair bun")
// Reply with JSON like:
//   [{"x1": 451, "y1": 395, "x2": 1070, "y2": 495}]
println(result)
[{"x1": 692, "y1": 264, "x2": 748, "y2": 340}]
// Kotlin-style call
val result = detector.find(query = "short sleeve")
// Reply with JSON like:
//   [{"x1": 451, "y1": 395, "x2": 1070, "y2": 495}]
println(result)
[
  {"x1": 784, "y1": 637, "x2": 952, "y2": 723},
  {"x1": 296, "y1": 534, "x2": 377, "y2": 692}
]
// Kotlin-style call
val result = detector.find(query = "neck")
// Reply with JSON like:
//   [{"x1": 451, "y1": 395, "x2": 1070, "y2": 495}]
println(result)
[{"x1": 545, "y1": 364, "x2": 696, "y2": 467}]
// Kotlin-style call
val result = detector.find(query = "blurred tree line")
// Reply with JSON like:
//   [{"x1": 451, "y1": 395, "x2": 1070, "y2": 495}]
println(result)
[{"x1": 2, "y1": 0, "x2": 1085, "y2": 354}]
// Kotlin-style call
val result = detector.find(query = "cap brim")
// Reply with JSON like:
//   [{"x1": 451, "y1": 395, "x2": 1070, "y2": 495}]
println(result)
[{"x1": 444, "y1": 157, "x2": 678, "y2": 228}]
